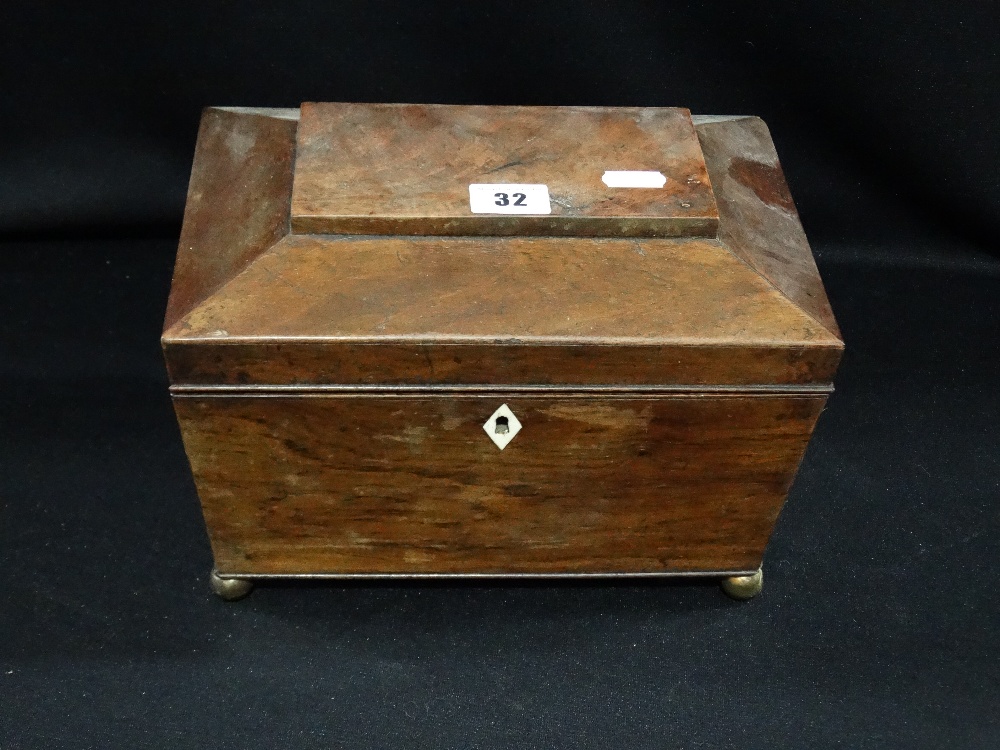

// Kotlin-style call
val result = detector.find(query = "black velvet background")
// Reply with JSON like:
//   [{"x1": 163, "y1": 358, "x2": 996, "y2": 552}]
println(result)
[{"x1": 1, "y1": 3, "x2": 998, "y2": 747}]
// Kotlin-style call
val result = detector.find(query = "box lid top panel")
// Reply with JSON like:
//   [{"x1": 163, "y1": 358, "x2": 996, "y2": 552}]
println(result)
[{"x1": 290, "y1": 103, "x2": 719, "y2": 238}]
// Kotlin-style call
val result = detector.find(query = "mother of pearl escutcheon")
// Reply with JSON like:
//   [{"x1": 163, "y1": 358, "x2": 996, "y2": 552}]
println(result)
[{"x1": 484, "y1": 404, "x2": 522, "y2": 450}]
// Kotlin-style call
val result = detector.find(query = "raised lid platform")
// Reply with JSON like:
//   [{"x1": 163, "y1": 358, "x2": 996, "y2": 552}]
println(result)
[{"x1": 290, "y1": 103, "x2": 719, "y2": 237}]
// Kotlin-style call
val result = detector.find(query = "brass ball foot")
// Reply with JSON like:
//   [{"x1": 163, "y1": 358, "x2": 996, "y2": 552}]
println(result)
[
  {"x1": 721, "y1": 568, "x2": 763, "y2": 601},
  {"x1": 210, "y1": 569, "x2": 254, "y2": 601}
]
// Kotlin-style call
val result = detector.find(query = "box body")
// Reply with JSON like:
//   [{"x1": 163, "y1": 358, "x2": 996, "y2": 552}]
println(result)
[
  {"x1": 174, "y1": 393, "x2": 825, "y2": 576},
  {"x1": 163, "y1": 105, "x2": 842, "y2": 579}
]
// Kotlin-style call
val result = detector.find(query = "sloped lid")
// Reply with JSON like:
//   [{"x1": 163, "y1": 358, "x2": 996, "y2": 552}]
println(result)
[
  {"x1": 290, "y1": 103, "x2": 719, "y2": 238},
  {"x1": 163, "y1": 107, "x2": 842, "y2": 387}
]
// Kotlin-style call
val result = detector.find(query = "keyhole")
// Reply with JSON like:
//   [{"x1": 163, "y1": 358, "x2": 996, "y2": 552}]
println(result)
[{"x1": 495, "y1": 416, "x2": 510, "y2": 435}]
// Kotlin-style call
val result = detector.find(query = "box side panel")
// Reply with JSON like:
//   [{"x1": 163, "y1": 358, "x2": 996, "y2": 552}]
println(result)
[{"x1": 173, "y1": 393, "x2": 826, "y2": 576}]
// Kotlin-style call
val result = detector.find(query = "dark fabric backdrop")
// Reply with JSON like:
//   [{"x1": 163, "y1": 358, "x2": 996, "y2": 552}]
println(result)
[
  {"x1": 3, "y1": 2, "x2": 999, "y2": 247},
  {"x1": 1, "y1": 3, "x2": 998, "y2": 748}
]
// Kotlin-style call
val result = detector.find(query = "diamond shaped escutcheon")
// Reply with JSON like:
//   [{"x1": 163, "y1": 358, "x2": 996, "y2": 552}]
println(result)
[{"x1": 483, "y1": 404, "x2": 522, "y2": 450}]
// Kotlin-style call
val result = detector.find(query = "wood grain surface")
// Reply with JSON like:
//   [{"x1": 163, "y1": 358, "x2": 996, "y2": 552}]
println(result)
[
  {"x1": 290, "y1": 103, "x2": 719, "y2": 237},
  {"x1": 162, "y1": 108, "x2": 843, "y2": 389},
  {"x1": 163, "y1": 107, "x2": 298, "y2": 331},
  {"x1": 162, "y1": 234, "x2": 842, "y2": 386},
  {"x1": 164, "y1": 341, "x2": 841, "y2": 388},
  {"x1": 163, "y1": 106, "x2": 843, "y2": 579},
  {"x1": 175, "y1": 393, "x2": 826, "y2": 575},
  {"x1": 694, "y1": 115, "x2": 841, "y2": 337}
]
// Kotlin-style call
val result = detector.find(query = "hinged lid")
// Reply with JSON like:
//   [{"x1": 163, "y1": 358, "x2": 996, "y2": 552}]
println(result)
[
  {"x1": 290, "y1": 102, "x2": 719, "y2": 237},
  {"x1": 163, "y1": 107, "x2": 842, "y2": 388}
]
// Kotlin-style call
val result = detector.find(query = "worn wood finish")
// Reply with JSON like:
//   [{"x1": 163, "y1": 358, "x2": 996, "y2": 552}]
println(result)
[
  {"x1": 162, "y1": 109, "x2": 843, "y2": 389},
  {"x1": 165, "y1": 234, "x2": 832, "y2": 343},
  {"x1": 694, "y1": 115, "x2": 841, "y2": 338},
  {"x1": 164, "y1": 340, "x2": 841, "y2": 388},
  {"x1": 162, "y1": 234, "x2": 841, "y2": 386},
  {"x1": 162, "y1": 105, "x2": 844, "y2": 583},
  {"x1": 290, "y1": 103, "x2": 719, "y2": 237},
  {"x1": 163, "y1": 107, "x2": 298, "y2": 331},
  {"x1": 174, "y1": 394, "x2": 826, "y2": 575}
]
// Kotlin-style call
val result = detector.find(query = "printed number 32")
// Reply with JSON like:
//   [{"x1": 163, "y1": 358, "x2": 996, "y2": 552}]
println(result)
[{"x1": 494, "y1": 192, "x2": 527, "y2": 206}]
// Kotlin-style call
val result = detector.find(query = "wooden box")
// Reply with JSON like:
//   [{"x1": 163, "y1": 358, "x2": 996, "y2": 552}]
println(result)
[{"x1": 163, "y1": 103, "x2": 843, "y2": 601}]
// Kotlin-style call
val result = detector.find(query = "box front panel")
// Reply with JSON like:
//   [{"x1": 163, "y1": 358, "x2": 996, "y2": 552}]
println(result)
[{"x1": 173, "y1": 393, "x2": 826, "y2": 576}]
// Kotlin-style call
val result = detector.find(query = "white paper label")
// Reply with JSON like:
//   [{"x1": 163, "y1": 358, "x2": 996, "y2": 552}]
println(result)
[
  {"x1": 469, "y1": 184, "x2": 551, "y2": 214},
  {"x1": 601, "y1": 170, "x2": 667, "y2": 188}
]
